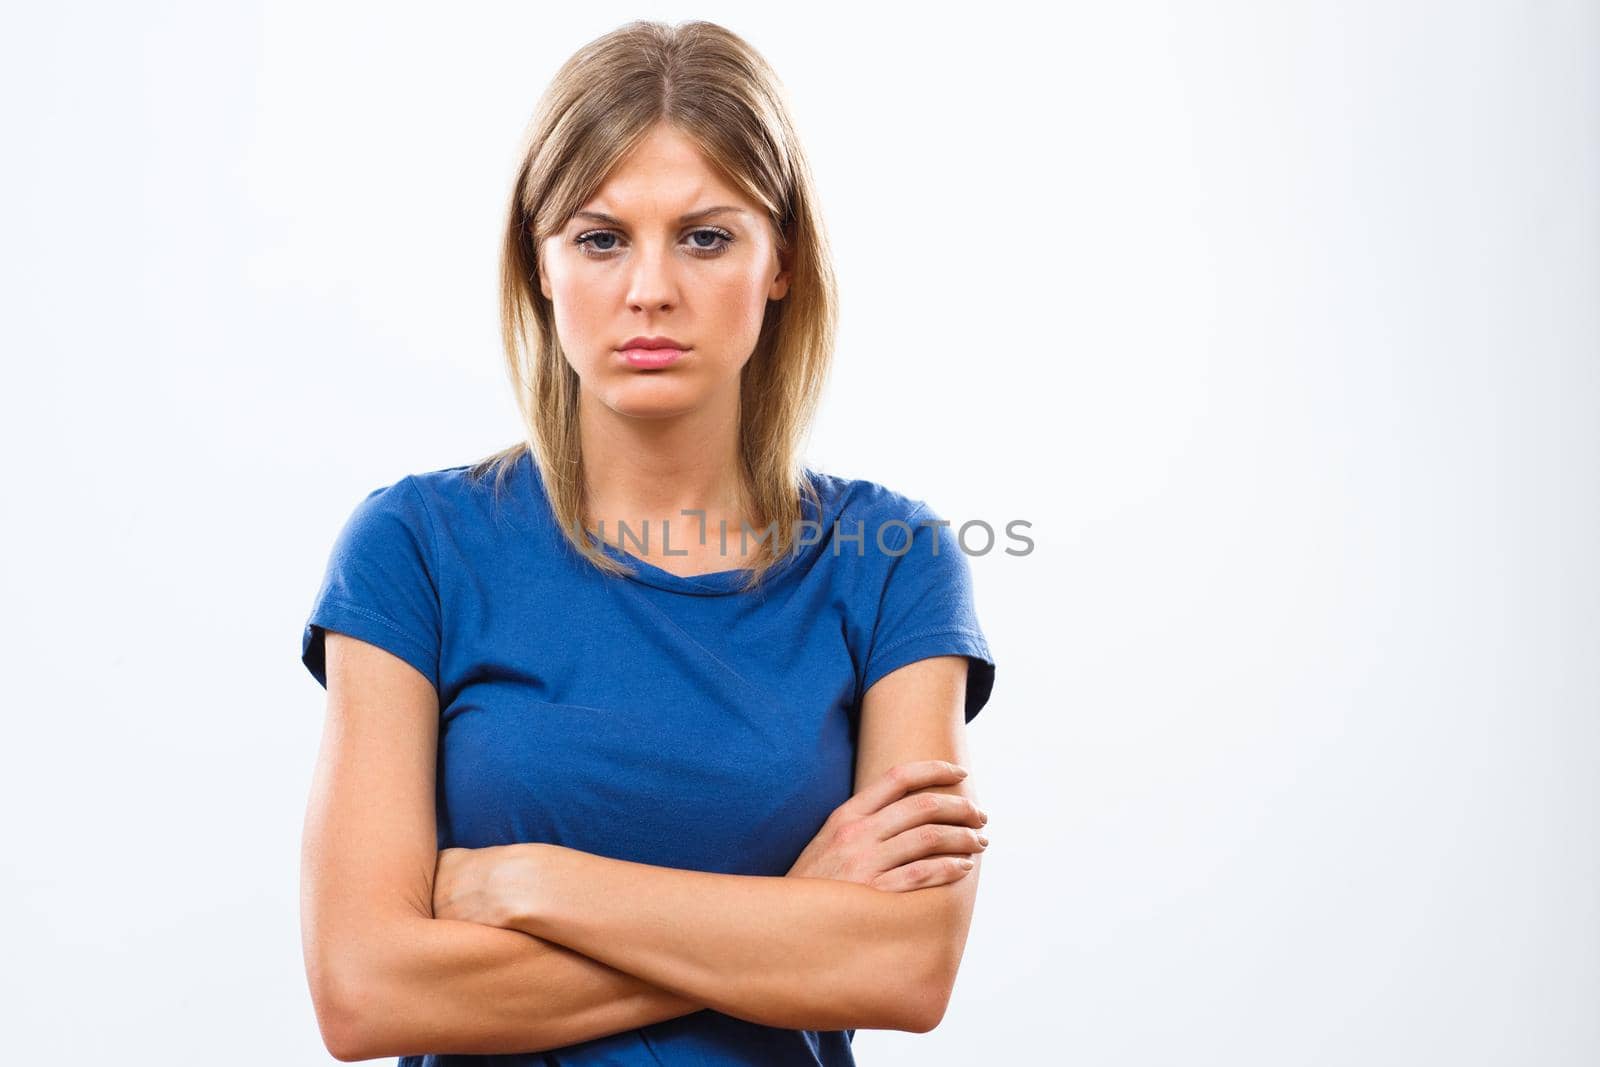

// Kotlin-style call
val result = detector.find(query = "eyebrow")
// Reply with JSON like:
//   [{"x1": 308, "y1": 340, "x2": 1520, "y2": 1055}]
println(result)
[{"x1": 571, "y1": 205, "x2": 746, "y2": 227}]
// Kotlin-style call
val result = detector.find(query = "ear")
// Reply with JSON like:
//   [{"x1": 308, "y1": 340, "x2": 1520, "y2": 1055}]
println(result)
[
  {"x1": 540, "y1": 268, "x2": 552, "y2": 301},
  {"x1": 769, "y1": 250, "x2": 791, "y2": 301}
]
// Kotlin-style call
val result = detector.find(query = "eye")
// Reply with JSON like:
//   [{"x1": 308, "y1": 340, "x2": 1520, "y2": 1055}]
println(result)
[
  {"x1": 686, "y1": 227, "x2": 734, "y2": 254},
  {"x1": 572, "y1": 227, "x2": 736, "y2": 259},
  {"x1": 574, "y1": 230, "x2": 621, "y2": 254}
]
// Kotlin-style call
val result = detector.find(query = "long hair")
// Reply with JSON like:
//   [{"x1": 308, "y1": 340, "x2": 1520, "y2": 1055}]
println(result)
[{"x1": 469, "y1": 19, "x2": 837, "y2": 592}]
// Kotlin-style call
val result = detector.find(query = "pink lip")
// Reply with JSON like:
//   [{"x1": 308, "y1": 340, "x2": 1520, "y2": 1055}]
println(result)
[
  {"x1": 620, "y1": 335, "x2": 685, "y2": 349},
  {"x1": 618, "y1": 345, "x2": 688, "y2": 369}
]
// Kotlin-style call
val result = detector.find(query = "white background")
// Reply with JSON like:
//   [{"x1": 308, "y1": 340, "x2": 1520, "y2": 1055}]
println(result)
[{"x1": 2, "y1": 2, "x2": 1595, "y2": 1063}]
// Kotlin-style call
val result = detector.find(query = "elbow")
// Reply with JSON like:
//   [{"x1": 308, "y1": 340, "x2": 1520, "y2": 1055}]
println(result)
[
  {"x1": 308, "y1": 941, "x2": 401, "y2": 1062},
  {"x1": 873, "y1": 935, "x2": 959, "y2": 1034},
  {"x1": 323, "y1": 1030, "x2": 367, "y2": 1065},
  {"x1": 860, "y1": 886, "x2": 974, "y2": 1033},
  {"x1": 309, "y1": 980, "x2": 365, "y2": 1062},
  {"x1": 898, "y1": 911, "x2": 968, "y2": 1033},
  {"x1": 899, "y1": 966, "x2": 956, "y2": 1034},
  {"x1": 306, "y1": 907, "x2": 442, "y2": 1060},
  {"x1": 311, "y1": 967, "x2": 379, "y2": 1062}
]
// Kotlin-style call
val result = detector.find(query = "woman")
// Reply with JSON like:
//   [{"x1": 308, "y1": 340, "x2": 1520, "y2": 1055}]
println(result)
[{"x1": 298, "y1": 19, "x2": 997, "y2": 1066}]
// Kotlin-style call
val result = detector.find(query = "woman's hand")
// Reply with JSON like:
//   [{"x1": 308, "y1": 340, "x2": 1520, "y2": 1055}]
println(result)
[
  {"x1": 432, "y1": 843, "x2": 542, "y2": 928},
  {"x1": 787, "y1": 760, "x2": 989, "y2": 892}
]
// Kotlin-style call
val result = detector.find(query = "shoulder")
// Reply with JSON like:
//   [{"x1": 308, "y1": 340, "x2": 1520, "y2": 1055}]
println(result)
[
  {"x1": 806, "y1": 467, "x2": 928, "y2": 531},
  {"x1": 397, "y1": 452, "x2": 536, "y2": 533},
  {"x1": 339, "y1": 465, "x2": 463, "y2": 539},
  {"x1": 805, "y1": 469, "x2": 965, "y2": 565},
  {"x1": 329, "y1": 454, "x2": 531, "y2": 564},
  {"x1": 405, "y1": 459, "x2": 500, "y2": 507}
]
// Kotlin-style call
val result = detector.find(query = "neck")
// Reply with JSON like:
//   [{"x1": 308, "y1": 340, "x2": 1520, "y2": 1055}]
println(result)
[{"x1": 576, "y1": 387, "x2": 752, "y2": 550}]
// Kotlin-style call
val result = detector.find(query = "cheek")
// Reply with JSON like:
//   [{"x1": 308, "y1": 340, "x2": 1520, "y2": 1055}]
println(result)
[
  {"x1": 707, "y1": 266, "x2": 774, "y2": 331},
  {"x1": 548, "y1": 275, "x2": 609, "y2": 343}
]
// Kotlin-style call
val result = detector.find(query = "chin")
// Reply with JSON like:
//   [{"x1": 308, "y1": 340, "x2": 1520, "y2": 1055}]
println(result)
[{"x1": 599, "y1": 383, "x2": 705, "y2": 420}]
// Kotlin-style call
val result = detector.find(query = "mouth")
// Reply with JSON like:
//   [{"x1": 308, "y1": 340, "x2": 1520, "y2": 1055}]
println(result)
[{"x1": 616, "y1": 344, "x2": 690, "y2": 369}]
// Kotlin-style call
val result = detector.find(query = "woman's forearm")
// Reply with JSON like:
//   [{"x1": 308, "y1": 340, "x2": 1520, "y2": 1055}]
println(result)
[
  {"x1": 503, "y1": 845, "x2": 943, "y2": 1034},
  {"x1": 336, "y1": 913, "x2": 707, "y2": 1060}
]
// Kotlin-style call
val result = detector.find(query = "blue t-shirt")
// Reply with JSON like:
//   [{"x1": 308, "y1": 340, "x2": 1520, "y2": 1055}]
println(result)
[{"x1": 300, "y1": 448, "x2": 996, "y2": 1066}]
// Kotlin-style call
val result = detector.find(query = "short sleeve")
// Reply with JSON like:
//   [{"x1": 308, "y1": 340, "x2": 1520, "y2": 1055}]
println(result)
[
  {"x1": 860, "y1": 500, "x2": 997, "y2": 724},
  {"x1": 300, "y1": 476, "x2": 442, "y2": 693}
]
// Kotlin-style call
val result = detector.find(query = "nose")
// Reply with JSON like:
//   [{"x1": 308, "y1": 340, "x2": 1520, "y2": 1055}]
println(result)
[{"x1": 625, "y1": 241, "x2": 678, "y2": 312}]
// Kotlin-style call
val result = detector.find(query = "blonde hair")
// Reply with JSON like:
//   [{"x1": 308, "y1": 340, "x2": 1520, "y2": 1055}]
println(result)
[{"x1": 469, "y1": 19, "x2": 837, "y2": 592}]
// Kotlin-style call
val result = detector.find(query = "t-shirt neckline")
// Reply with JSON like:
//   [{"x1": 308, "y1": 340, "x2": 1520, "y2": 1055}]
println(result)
[{"x1": 522, "y1": 450, "x2": 828, "y2": 598}]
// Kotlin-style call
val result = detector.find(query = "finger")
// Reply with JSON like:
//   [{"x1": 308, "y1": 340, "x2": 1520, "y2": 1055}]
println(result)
[
  {"x1": 875, "y1": 791, "x2": 987, "y2": 841},
  {"x1": 835, "y1": 760, "x2": 969, "y2": 822},
  {"x1": 880, "y1": 822, "x2": 989, "y2": 869},
  {"x1": 871, "y1": 854, "x2": 976, "y2": 893}
]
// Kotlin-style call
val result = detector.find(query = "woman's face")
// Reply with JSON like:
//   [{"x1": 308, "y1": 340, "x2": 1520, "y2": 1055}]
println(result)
[{"x1": 539, "y1": 123, "x2": 790, "y2": 421}]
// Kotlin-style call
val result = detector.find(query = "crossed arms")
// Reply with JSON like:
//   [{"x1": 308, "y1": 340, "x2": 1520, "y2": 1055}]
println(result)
[{"x1": 301, "y1": 632, "x2": 983, "y2": 1061}]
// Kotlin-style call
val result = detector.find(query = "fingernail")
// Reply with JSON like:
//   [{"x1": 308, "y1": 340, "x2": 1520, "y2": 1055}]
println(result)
[
  {"x1": 959, "y1": 859, "x2": 975, "y2": 870},
  {"x1": 955, "y1": 766, "x2": 969, "y2": 777},
  {"x1": 979, "y1": 811, "x2": 989, "y2": 825},
  {"x1": 977, "y1": 835, "x2": 989, "y2": 847}
]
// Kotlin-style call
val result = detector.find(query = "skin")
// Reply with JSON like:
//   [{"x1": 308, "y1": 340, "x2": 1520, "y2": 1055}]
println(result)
[
  {"x1": 538, "y1": 120, "x2": 790, "y2": 572},
  {"x1": 301, "y1": 120, "x2": 990, "y2": 1060}
]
